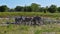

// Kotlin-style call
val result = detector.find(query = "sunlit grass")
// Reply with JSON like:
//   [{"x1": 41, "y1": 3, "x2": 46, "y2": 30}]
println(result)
[
  {"x1": 0, "y1": 24, "x2": 60, "y2": 34},
  {"x1": 0, "y1": 12, "x2": 60, "y2": 18}
]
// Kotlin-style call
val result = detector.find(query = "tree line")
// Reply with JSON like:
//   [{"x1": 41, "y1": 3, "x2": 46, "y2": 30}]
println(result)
[{"x1": 0, "y1": 3, "x2": 60, "y2": 13}]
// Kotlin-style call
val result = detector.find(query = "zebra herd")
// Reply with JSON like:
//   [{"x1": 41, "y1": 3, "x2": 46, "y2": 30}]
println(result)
[
  {"x1": 5, "y1": 16, "x2": 60, "y2": 25},
  {"x1": 14, "y1": 16, "x2": 43, "y2": 25}
]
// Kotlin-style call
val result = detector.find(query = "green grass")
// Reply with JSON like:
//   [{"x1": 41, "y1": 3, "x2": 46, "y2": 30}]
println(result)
[
  {"x1": 0, "y1": 12, "x2": 60, "y2": 18},
  {"x1": 0, "y1": 24, "x2": 60, "y2": 34}
]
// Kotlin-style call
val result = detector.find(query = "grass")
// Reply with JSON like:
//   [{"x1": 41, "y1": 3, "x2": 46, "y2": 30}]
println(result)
[
  {"x1": 0, "y1": 18, "x2": 15, "y2": 24},
  {"x1": 0, "y1": 24, "x2": 60, "y2": 34},
  {"x1": 0, "y1": 12, "x2": 60, "y2": 18},
  {"x1": 34, "y1": 29, "x2": 41, "y2": 34}
]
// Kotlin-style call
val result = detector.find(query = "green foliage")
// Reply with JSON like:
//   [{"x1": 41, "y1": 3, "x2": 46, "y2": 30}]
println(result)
[
  {"x1": 57, "y1": 7, "x2": 60, "y2": 12},
  {"x1": 0, "y1": 3, "x2": 60, "y2": 13},
  {"x1": 23, "y1": 6, "x2": 32, "y2": 12},
  {"x1": 0, "y1": 5, "x2": 8, "y2": 12},
  {"x1": 31, "y1": 3, "x2": 40, "y2": 12},
  {"x1": 48, "y1": 5, "x2": 57, "y2": 13},
  {"x1": 15, "y1": 6, "x2": 23, "y2": 11}
]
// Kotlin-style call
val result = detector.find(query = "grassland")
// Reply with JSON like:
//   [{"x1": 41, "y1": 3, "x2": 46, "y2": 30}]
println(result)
[
  {"x1": 0, "y1": 12, "x2": 60, "y2": 18},
  {"x1": 0, "y1": 12, "x2": 60, "y2": 34},
  {"x1": 0, "y1": 24, "x2": 60, "y2": 34}
]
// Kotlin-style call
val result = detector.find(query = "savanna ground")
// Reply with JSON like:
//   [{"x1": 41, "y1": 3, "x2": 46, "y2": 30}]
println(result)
[
  {"x1": 0, "y1": 12, "x2": 60, "y2": 34},
  {"x1": 0, "y1": 24, "x2": 60, "y2": 34}
]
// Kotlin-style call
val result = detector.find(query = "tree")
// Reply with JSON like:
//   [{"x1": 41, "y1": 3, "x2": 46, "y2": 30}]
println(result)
[
  {"x1": 44, "y1": 8, "x2": 46, "y2": 13},
  {"x1": 15, "y1": 6, "x2": 23, "y2": 11},
  {"x1": 31, "y1": 3, "x2": 40, "y2": 12},
  {"x1": 39, "y1": 7, "x2": 44, "y2": 12},
  {"x1": 57, "y1": 7, "x2": 60, "y2": 12},
  {"x1": 0, "y1": 5, "x2": 8, "y2": 12},
  {"x1": 8, "y1": 9, "x2": 15, "y2": 12},
  {"x1": 45, "y1": 6, "x2": 48, "y2": 13},
  {"x1": 48, "y1": 5, "x2": 57, "y2": 13},
  {"x1": 39, "y1": 7, "x2": 47, "y2": 13},
  {"x1": 23, "y1": 6, "x2": 32, "y2": 12}
]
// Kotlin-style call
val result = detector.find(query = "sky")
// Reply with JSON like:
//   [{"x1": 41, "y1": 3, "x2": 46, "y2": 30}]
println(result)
[{"x1": 0, "y1": 0, "x2": 60, "y2": 8}]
